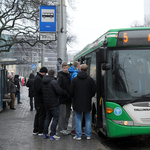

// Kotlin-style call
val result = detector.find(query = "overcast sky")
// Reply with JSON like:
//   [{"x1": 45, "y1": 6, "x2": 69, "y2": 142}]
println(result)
[{"x1": 66, "y1": 0, "x2": 144, "y2": 54}]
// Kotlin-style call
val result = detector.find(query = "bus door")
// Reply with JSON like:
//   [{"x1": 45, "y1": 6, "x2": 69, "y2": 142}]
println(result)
[{"x1": 96, "y1": 49, "x2": 107, "y2": 133}]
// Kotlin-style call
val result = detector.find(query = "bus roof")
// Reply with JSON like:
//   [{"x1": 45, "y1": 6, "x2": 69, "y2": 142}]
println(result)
[{"x1": 74, "y1": 27, "x2": 150, "y2": 61}]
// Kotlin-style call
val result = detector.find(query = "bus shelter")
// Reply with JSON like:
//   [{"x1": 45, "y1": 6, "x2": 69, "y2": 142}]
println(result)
[{"x1": 0, "y1": 59, "x2": 28, "y2": 111}]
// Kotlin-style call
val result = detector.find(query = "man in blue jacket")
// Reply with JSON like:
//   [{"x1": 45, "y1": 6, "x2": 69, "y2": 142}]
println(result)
[
  {"x1": 69, "y1": 61, "x2": 80, "y2": 135},
  {"x1": 69, "y1": 61, "x2": 80, "y2": 81}
]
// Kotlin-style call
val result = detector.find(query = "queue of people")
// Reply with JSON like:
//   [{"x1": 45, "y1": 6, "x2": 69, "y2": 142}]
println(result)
[{"x1": 30, "y1": 61, "x2": 96, "y2": 141}]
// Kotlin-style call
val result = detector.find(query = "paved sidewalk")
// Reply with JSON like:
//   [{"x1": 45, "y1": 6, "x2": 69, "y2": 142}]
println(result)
[{"x1": 0, "y1": 86, "x2": 107, "y2": 150}]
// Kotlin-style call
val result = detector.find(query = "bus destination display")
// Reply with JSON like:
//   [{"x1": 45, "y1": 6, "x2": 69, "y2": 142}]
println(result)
[{"x1": 117, "y1": 30, "x2": 150, "y2": 46}]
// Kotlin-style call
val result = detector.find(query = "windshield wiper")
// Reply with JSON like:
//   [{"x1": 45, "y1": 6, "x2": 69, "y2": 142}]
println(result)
[
  {"x1": 122, "y1": 96, "x2": 150, "y2": 106},
  {"x1": 141, "y1": 94, "x2": 150, "y2": 98}
]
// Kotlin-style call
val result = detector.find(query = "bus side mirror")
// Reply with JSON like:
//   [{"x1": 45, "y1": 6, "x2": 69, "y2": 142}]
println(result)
[{"x1": 102, "y1": 63, "x2": 110, "y2": 70}]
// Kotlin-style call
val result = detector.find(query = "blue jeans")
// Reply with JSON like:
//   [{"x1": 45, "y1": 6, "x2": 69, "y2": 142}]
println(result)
[
  {"x1": 15, "y1": 90, "x2": 20, "y2": 103},
  {"x1": 43, "y1": 105, "x2": 60, "y2": 136},
  {"x1": 75, "y1": 111, "x2": 91, "y2": 138}
]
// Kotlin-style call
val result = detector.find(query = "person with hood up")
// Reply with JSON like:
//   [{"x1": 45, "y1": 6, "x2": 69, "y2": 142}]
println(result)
[
  {"x1": 42, "y1": 69, "x2": 67, "y2": 140},
  {"x1": 70, "y1": 64, "x2": 96, "y2": 140},
  {"x1": 14, "y1": 74, "x2": 22, "y2": 104},
  {"x1": 33, "y1": 67, "x2": 48, "y2": 136},
  {"x1": 26, "y1": 73, "x2": 35, "y2": 111}
]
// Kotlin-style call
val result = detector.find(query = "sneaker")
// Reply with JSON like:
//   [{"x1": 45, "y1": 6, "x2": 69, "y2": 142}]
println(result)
[
  {"x1": 60, "y1": 130, "x2": 71, "y2": 135},
  {"x1": 50, "y1": 135, "x2": 60, "y2": 140},
  {"x1": 33, "y1": 132, "x2": 38, "y2": 135},
  {"x1": 71, "y1": 130, "x2": 77, "y2": 135},
  {"x1": 38, "y1": 133, "x2": 43, "y2": 136},
  {"x1": 43, "y1": 134, "x2": 48, "y2": 139},
  {"x1": 73, "y1": 136, "x2": 81, "y2": 140},
  {"x1": 18, "y1": 102, "x2": 22, "y2": 104},
  {"x1": 87, "y1": 137, "x2": 91, "y2": 140}
]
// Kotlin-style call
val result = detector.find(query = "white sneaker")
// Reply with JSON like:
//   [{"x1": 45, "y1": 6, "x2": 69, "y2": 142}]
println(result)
[
  {"x1": 33, "y1": 132, "x2": 38, "y2": 135},
  {"x1": 73, "y1": 135, "x2": 81, "y2": 140},
  {"x1": 87, "y1": 137, "x2": 91, "y2": 140},
  {"x1": 38, "y1": 133, "x2": 43, "y2": 136}
]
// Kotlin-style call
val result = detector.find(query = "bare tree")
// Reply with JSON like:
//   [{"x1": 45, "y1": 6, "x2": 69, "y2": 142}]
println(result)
[
  {"x1": 130, "y1": 20, "x2": 144, "y2": 28},
  {"x1": 0, "y1": 0, "x2": 76, "y2": 52},
  {"x1": 144, "y1": 15, "x2": 150, "y2": 27}
]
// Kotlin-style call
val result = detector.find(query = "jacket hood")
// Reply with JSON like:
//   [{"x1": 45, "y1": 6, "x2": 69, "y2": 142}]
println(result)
[
  {"x1": 14, "y1": 75, "x2": 19, "y2": 79},
  {"x1": 29, "y1": 73, "x2": 34, "y2": 79},
  {"x1": 69, "y1": 65, "x2": 79, "y2": 74},
  {"x1": 42, "y1": 75, "x2": 54, "y2": 84},
  {"x1": 58, "y1": 71, "x2": 70, "y2": 77},
  {"x1": 77, "y1": 71, "x2": 88, "y2": 79}
]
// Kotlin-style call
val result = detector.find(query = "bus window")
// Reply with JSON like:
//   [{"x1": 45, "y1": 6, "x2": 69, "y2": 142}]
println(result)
[
  {"x1": 107, "y1": 50, "x2": 150, "y2": 100},
  {"x1": 85, "y1": 54, "x2": 92, "y2": 75},
  {"x1": 90, "y1": 52, "x2": 96, "y2": 81}
]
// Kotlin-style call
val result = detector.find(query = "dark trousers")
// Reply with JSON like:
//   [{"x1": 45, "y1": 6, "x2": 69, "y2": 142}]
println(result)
[
  {"x1": 43, "y1": 105, "x2": 60, "y2": 136},
  {"x1": 15, "y1": 90, "x2": 20, "y2": 103},
  {"x1": 33, "y1": 105, "x2": 46, "y2": 133},
  {"x1": 30, "y1": 97, "x2": 34, "y2": 110}
]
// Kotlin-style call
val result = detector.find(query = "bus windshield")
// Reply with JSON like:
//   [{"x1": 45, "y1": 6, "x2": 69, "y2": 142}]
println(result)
[{"x1": 107, "y1": 49, "x2": 150, "y2": 100}]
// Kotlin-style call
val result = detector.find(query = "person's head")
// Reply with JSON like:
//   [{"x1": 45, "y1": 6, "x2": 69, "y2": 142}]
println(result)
[
  {"x1": 62, "y1": 62, "x2": 68, "y2": 73},
  {"x1": 29, "y1": 73, "x2": 34, "y2": 79},
  {"x1": 81, "y1": 64, "x2": 88, "y2": 72},
  {"x1": 48, "y1": 69, "x2": 55, "y2": 76},
  {"x1": 8, "y1": 76, "x2": 14, "y2": 81},
  {"x1": 73, "y1": 61, "x2": 80, "y2": 69},
  {"x1": 14, "y1": 75, "x2": 19, "y2": 79},
  {"x1": 8, "y1": 75, "x2": 11, "y2": 79},
  {"x1": 39, "y1": 67, "x2": 48, "y2": 76}
]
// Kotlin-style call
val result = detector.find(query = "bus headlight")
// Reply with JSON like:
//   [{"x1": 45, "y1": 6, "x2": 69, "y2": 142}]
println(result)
[
  {"x1": 124, "y1": 121, "x2": 128, "y2": 126},
  {"x1": 113, "y1": 120, "x2": 134, "y2": 126}
]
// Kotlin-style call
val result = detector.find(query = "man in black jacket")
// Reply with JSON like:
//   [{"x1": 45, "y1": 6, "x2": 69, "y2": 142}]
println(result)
[
  {"x1": 33, "y1": 67, "x2": 48, "y2": 136},
  {"x1": 14, "y1": 75, "x2": 22, "y2": 104},
  {"x1": 26, "y1": 73, "x2": 35, "y2": 111},
  {"x1": 57, "y1": 62, "x2": 71, "y2": 135},
  {"x1": 70, "y1": 64, "x2": 96, "y2": 140},
  {"x1": 42, "y1": 69, "x2": 66, "y2": 140}
]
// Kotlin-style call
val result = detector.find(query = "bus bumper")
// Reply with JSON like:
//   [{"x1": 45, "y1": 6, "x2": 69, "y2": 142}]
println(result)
[{"x1": 106, "y1": 119, "x2": 150, "y2": 138}]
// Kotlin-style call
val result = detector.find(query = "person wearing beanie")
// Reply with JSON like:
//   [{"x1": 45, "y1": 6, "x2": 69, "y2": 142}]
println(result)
[
  {"x1": 33, "y1": 67, "x2": 48, "y2": 135},
  {"x1": 39, "y1": 67, "x2": 48, "y2": 73}
]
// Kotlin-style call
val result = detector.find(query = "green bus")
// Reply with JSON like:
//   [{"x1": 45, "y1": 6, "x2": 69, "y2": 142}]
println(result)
[{"x1": 73, "y1": 27, "x2": 150, "y2": 138}]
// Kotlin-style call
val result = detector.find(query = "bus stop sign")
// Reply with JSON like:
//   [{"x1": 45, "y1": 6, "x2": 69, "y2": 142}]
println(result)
[{"x1": 39, "y1": 5, "x2": 56, "y2": 32}]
